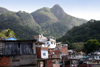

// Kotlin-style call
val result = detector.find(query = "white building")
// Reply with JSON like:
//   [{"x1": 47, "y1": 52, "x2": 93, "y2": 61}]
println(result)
[{"x1": 34, "y1": 34, "x2": 56, "y2": 48}]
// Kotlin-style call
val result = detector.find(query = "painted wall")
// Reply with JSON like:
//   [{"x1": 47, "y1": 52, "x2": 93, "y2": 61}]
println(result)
[
  {"x1": 10, "y1": 55, "x2": 37, "y2": 66},
  {"x1": 41, "y1": 50, "x2": 48, "y2": 58},
  {"x1": 45, "y1": 41, "x2": 56, "y2": 48},
  {"x1": 94, "y1": 55, "x2": 100, "y2": 60}
]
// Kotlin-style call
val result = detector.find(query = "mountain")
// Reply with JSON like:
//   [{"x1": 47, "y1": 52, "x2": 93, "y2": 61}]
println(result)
[
  {"x1": 31, "y1": 4, "x2": 87, "y2": 38},
  {"x1": 51, "y1": 4, "x2": 86, "y2": 28},
  {"x1": 0, "y1": 4, "x2": 87, "y2": 39},
  {"x1": 58, "y1": 20, "x2": 100, "y2": 43},
  {"x1": 0, "y1": 7, "x2": 11, "y2": 14},
  {"x1": 0, "y1": 12, "x2": 40, "y2": 39}
]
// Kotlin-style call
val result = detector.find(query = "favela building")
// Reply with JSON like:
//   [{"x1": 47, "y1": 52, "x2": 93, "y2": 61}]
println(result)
[{"x1": 0, "y1": 37, "x2": 37, "y2": 67}]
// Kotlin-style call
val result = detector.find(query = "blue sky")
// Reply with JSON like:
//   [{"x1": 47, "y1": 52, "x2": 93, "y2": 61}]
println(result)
[{"x1": 0, "y1": 0, "x2": 100, "y2": 20}]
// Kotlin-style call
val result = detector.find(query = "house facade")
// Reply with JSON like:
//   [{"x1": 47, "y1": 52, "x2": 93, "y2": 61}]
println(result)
[
  {"x1": 34, "y1": 34, "x2": 56, "y2": 48},
  {"x1": 49, "y1": 44, "x2": 68, "y2": 59},
  {"x1": 36, "y1": 46, "x2": 48, "y2": 59},
  {"x1": 0, "y1": 39, "x2": 37, "y2": 67}
]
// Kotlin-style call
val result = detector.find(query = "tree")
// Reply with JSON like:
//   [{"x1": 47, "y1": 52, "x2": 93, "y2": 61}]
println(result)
[
  {"x1": 71, "y1": 42, "x2": 84, "y2": 52},
  {"x1": 84, "y1": 39, "x2": 100, "y2": 53}
]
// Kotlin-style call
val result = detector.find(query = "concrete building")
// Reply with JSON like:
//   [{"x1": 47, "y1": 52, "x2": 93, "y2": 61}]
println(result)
[
  {"x1": 49, "y1": 44, "x2": 68, "y2": 60},
  {"x1": 36, "y1": 47, "x2": 48, "y2": 59},
  {"x1": 34, "y1": 34, "x2": 56, "y2": 48},
  {"x1": 0, "y1": 39, "x2": 37, "y2": 67}
]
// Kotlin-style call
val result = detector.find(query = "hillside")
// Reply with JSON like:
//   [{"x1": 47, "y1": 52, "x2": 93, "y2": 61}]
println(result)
[
  {"x1": 0, "y1": 7, "x2": 11, "y2": 14},
  {"x1": 0, "y1": 4, "x2": 87, "y2": 39},
  {"x1": 50, "y1": 4, "x2": 86, "y2": 29},
  {"x1": 58, "y1": 20, "x2": 100, "y2": 43},
  {"x1": 0, "y1": 12, "x2": 39, "y2": 39},
  {"x1": 31, "y1": 4, "x2": 87, "y2": 38}
]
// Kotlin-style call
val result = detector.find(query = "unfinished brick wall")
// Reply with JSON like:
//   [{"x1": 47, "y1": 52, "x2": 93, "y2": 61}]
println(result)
[
  {"x1": 49, "y1": 46, "x2": 68, "y2": 58},
  {"x1": 60, "y1": 46, "x2": 68, "y2": 55},
  {"x1": 45, "y1": 59, "x2": 53, "y2": 67},
  {"x1": 53, "y1": 64, "x2": 60, "y2": 67},
  {"x1": 36, "y1": 48, "x2": 41, "y2": 58},
  {"x1": 0, "y1": 57, "x2": 10, "y2": 66}
]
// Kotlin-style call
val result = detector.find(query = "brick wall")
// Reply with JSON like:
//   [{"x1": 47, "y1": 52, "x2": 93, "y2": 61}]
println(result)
[
  {"x1": 49, "y1": 46, "x2": 68, "y2": 58},
  {"x1": 45, "y1": 59, "x2": 53, "y2": 67},
  {"x1": 60, "y1": 46, "x2": 68, "y2": 55},
  {"x1": 36, "y1": 47, "x2": 41, "y2": 58},
  {"x1": 0, "y1": 57, "x2": 10, "y2": 66},
  {"x1": 53, "y1": 64, "x2": 60, "y2": 67},
  {"x1": 36, "y1": 47, "x2": 48, "y2": 58},
  {"x1": 79, "y1": 64, "x2": 91, "y2": 67},
  {"x1": 41, "y1": 47, "x2": 48, "y2": 50}
]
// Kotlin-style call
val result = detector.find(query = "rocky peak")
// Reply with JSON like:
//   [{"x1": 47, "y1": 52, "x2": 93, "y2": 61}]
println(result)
[{"x1": 51, "y1": 4, "x2": 66, "y2": 19}]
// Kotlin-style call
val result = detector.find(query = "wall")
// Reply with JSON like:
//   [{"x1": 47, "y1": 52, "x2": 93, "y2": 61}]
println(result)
[
  {"x1": 94, "y1": 55, "x2": 100, "y2": 60},
  {"x1": 49, "y1": 49, "x2": 60, "y2": 58},
  {"x1": 36, "y1": 47, "x2": 41, "y2": 58},
  {"x1": 0, "y1": 57, "x2": 10, "y2": 66},
  {"x1": 41, "y1": 50, "x2": 48, "y2": 58},
  {"x1": 60, "y1": 46, "x2": 68, "y2": 55},
  {"x1": 36, "y1": 47, "x2": 48, "y2": 58},
  {"x1": 10, "y1": 55, "x2": 37, "y2": 66},
  {"x1": 53, "y1": 64, "x2": 60, "y2": 67},
  {"x1": 79, "y1": 64, "x2": 91, "y2": 67},
  {"x1": 45, "y1": 41, "x2": 56, "y2": 48},
  {"x1": 49, "y1": 46, "x2": 68, "y2": 58},
  {"x1": 45, "y1": 59, "x2": 53, "y2": 67},
  {"x1": 4, "y1": 42, "x2": 35, "y2": 55}
]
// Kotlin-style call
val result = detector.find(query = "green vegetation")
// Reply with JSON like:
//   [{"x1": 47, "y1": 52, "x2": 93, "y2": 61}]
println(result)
[
  {"x1": 0, "y1": 12, "x2": 39, "y2": 39},
  {"x1": 58, "y1": 20, "x2": 100, "y2": 43},
  {"x1": 0, "y1": 4, "x2": 87, "y2": 39},
  {"x1": 69, "y1": 42, "x2": 84, "y2": 52},
  {"x1": 84, "y1": 39, "x2": 100, "y2": 54},
  {"x1": 31, "y1": 4, "x2": 87, "y2": 38},
  {"x1": 57, "y1": 20, "x2": 100, "y2": 53},
  {"x1": 0, "y1": 29, "x2": 17, "y2": 39},
  {"x1": 0, "y1": 7, "x2": 11, "y2": 14}
]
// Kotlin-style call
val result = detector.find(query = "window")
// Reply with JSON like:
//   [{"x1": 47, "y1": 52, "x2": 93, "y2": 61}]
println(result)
[
  {"x1": 51, "y1": 42, "x2": 53, "y2": 44},
  {"x1": 47, "y1": 42, "x2": 49, "y2": 44},
  {"x1": 43, "y1": 53, "x2": 46, "y2": 56},
  {"x1": 54, "y1": 42, "x2": 56, "y2": 45}
]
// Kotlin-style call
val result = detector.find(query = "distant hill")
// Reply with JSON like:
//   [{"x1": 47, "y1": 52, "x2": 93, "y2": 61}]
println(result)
[
  {"x1": 0, "y1": 4, "x2": 87, "y2": 39},
  {"x1": 58, "y1": 20, "x2": 100, "y2": 43}
]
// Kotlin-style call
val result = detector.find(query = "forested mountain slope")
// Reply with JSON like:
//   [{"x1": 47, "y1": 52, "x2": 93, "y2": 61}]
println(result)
[
  {"x1": 58, "y1": 20, "x2": 100, "y2": 43},
  {"x1": 0, "y1": 4, "x2": 87, "y2": 39}
]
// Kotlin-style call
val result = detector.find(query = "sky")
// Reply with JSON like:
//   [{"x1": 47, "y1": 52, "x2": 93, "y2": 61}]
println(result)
[{"x1": 0, "y1": 0, "x2": 100, "y2": 20}]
